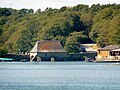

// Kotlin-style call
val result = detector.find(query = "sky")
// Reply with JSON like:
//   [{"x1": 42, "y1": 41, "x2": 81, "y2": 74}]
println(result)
[{"x1": 0, "y1": 0, "x2": 120, "y2": 11}]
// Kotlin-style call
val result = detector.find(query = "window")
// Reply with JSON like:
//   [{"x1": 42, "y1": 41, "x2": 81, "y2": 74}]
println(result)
[{"x1": 45, "y1": 54, "x2": 48, "y2": 56}]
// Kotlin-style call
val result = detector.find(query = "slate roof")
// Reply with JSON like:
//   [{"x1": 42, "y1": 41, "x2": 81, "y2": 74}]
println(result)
[
  {"x1": 98, "y1": 45, "x2": 120, "y2": 51},
  {"x1": 111, "y1": 48, "x2": 120, "y2": 51},
  {"x1": 30, "y1": 40, "x2": 66, "y2": 53},
  {"x1": 81, "y1": 44, "x2": 98, "y2": 52}
]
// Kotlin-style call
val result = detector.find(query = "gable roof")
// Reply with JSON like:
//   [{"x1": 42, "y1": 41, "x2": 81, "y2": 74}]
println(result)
[
  {"x1": 111, "y1": 48, "x2": 120, "y2": 51},
  {"x1": 98, "y1": 45, "x2": 120, "y2": 51},
  {"x1": 81, "y1": 44, "x2": 98, "y2": 52},
  {"x1": 30, "y1": 40, "x2": 66, "y2": 53}
]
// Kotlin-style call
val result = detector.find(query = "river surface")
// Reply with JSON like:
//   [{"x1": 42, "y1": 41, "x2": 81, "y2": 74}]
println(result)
[{"x1": 0, "y1": 62, "x2": 120, "y2": 90}]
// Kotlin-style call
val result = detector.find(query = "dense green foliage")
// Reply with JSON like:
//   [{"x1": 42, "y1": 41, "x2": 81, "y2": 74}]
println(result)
[{"x1": 0, "y1": 4, "x2": 120, "y2": 53}]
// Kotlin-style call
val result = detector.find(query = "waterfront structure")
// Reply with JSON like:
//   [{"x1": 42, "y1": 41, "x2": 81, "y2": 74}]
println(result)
[
  {"x1": 81, "y1": 44, "x2": 98, "y2": 52},
  {"x1": 81, "y1": 44, "x2": 98, "y2": 61},
  {"x1": 96, "y1": 45, "x2": 120, "y2": 62},
  {"x1": 30, "y1": 40, "x2": 67, "y2": 62}
]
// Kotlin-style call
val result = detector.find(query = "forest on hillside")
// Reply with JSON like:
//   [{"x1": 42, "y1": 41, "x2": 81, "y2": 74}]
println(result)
[{"x1": 0, "y1": 4, "x2": 120, "y2": 54}]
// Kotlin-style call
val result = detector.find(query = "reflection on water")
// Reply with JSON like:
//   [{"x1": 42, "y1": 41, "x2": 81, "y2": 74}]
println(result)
[{"x1": 0, "y1": 62, "x2": 120, "y2": 90}]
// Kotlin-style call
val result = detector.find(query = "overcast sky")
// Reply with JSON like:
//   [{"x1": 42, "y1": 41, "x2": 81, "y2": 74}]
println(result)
[{"x1": 0, "y1": 0, "x2": 120, "y2": 11}]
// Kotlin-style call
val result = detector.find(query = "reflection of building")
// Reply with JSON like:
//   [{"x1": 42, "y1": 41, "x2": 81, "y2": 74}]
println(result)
[
  {"x1": 96, "y1": 45, "x2": 120, "y2": 62},
  {"x1": 30, "y1": 40, "x2": 67, "y2": 62}
]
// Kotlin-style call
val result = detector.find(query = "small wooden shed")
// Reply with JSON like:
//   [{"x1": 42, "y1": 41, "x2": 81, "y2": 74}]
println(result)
[{"x1": 96, "y1": 45, "x2": 120, "y2": 62}]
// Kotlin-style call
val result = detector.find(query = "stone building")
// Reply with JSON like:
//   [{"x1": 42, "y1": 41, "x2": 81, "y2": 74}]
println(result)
[{"x1": 30, "y1": 40, "x2": 67, "y2": 62}]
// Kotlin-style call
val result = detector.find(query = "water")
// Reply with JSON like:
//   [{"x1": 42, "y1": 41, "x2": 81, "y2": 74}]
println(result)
[{"x1": 0, "y1": 62, "x2": 120, "y2": 90}]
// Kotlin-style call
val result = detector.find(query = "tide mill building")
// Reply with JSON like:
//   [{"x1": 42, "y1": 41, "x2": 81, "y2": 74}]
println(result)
[{"x1": 30, "y1": 40, "x2": 67, "y2": 62}]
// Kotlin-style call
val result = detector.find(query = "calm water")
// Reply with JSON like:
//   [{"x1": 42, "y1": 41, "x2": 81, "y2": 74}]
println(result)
[{"x1": 0, "y1": 62, "x2": 120, "y2": 90}]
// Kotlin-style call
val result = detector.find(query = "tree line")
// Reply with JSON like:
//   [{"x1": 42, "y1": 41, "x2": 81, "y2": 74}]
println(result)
[{"x1": 0, "y1": 3, "x2": 120, "y2": 55}]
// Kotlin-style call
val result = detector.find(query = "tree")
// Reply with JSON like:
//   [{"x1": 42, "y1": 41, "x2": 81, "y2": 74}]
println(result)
[
  {"x1": 64, "y1": 36, "x2": 81, "y2": 53},
  {"x1": 60, "y1": 6, "x2": 67, "y2": 12},
  {"x1": 90, "y1": 5, "x2": 120, "y2": 47},
  {"x1": 40, "y1": 16, "x2": 74, "y2": 40},
  {"x1": 108, "y1": 14, "x2": 120, "y2": 45},
  {"x1": 45, "y1": 7, "x2": 52, "y2": 12},
  {"x1": 61, "y1": 11, "x2": 84, "y2": 32},
  {"x1": 0, "y1": 27, "x2": 3, "y2": 35},
  {"x1": 0, "y1": 47, "x2": 8, "y2": 57},
  {"x1": 17, "y1": 30, "x2": 33, "y2": 54},
  {"x1": 69, "y1": 31, "x2": 90, "y2": 44},
  {"x1": 0, "y1": 4, "x2": 120, "y2": 54},
  {"x1": 81, "y1": 13, "x2": 93, "y2": 35},
  {"x1": 90, "y1": 4, "x2": 102, "y2": 14},
  {"x1": 17, "y1": 20, "x2": 39, "y2": 53},
  {"x1": 0, "y1": 8, "x2": 11, "y2": 16},
  {"x1": 19, "y1": 8, "x2": 29, "y2": 14},
  {"x1": 36, "y1": 9, "x2": 41, "y2": 14},
  {"x1": 0, "y1": 27, "x2": 3, "y2": 45},
  {"x1": 55, "y1": 35, "x2": 66, "y2": 46},
  {"x1": 72, "y1": 4, "x2": 89, "y2": 13},
  {"x1": 64, "y1": 32, "x2": 88, "y2": 53},
  {"x1": 28, "y1": 9, "x2": 34, "y2": 14}
]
